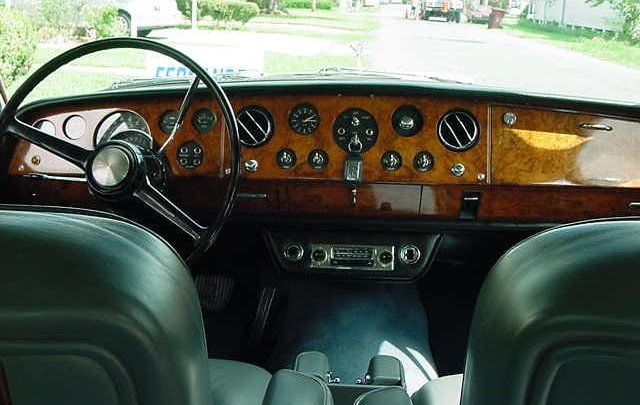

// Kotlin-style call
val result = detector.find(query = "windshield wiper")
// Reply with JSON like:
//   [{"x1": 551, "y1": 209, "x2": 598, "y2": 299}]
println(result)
[
  {"x1": 317, "y1": 67, "x2": 474, "y2": 85},
  {"x1": 110, "y1": 72, "x2": 260, "y2": 90},
  {"x1": 110, "y1": 77, "x2": 194, "y2": 90}
]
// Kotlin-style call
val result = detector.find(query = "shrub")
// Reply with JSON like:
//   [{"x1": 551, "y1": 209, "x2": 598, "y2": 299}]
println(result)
[
  {"x1": 83, "y1": 6, "x2": 122, "y2": 38},
  {"x1": 282, "y1": 0, "x2": 333, "y2": 10},
  {"x1": 200, "y1": 0, "x2": 260, "y2": 25},
  {"x1": 38, "y1": 0, "x2": 84, "y2": 37},
  {"x1": 0, "y1": 7, "x2": 37, "y2": 86},
  {"x1": 176, "y1": 0, "x2": 194, "y2": 17}
]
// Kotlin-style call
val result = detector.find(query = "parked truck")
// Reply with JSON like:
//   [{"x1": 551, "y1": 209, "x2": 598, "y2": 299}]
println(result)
[{"x1": 420, "y1": 0, "x2": 463, "y2": 22}]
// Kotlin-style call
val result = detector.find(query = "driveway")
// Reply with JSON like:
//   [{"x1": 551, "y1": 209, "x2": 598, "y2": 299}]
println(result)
[{"x1": 370, "y1": 5, "x2": 640, "y2": 103}]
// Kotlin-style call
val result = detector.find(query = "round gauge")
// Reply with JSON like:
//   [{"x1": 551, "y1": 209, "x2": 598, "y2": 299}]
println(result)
[
  {"x1": 288, "y1": 103, "x2": 320, "y2": 135},
  {"x1": 192, "y1": 108, "x2": 216, "y2": 133},
  {"x1": 64, "y1": 115, "x2": 86, "y2": 140},
  {"x1": 333, "y1": 108, "x2": 378, "y2": 153},
  {"x1": 109, "y1": 129, "x2": 153, "y2": 149},
  {"x1": 95, "y1": 111, "x2": 150, "y2": 146},
  {"x1": 35, "y1": 119, "x2": 56, "y2": 136},
  {"x1": 392, "y1": 105, "x2": 423, "y2": 137},
  {"x1": 159, "y1": 110, "x2": 179, "y2": 134}
]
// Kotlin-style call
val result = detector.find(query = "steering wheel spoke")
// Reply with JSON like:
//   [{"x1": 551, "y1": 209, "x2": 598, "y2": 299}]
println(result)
[
  {"x1": 134, "y1": 178, "x2": 205, "y2": 241},
  {"x1": 7, "y1": 118, "x2": 91, "y2": 169}
]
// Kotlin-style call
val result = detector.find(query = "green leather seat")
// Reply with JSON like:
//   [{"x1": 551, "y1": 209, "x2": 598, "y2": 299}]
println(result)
[
  {"x1": 387, "y1": 218, "x2": 640, "y2": 405},
  {"x1": 0, "y1": 208, "x2": 273, "y2": 405}
]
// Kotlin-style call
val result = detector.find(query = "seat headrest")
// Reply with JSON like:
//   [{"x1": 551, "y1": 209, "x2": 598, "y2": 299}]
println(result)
[
  {"x1": 462, "y1": 218, "x2": 640, "y2": 405},
  {"x1": 0, "y1": 209, "x2": 210, "y2": 405},
  {"x1": 263, "y1": 369, "x2": 333, "y2": 405}
]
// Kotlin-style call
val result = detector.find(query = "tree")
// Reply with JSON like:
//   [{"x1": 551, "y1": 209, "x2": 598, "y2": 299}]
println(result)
[{"x1": 587, "y1": 0, "x2": 640, "y2": 40}]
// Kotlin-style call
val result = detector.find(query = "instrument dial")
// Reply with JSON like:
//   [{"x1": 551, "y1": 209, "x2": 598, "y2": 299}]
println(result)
[
  {"x1": 110, "y1": 129, "x2": 154, "y2": 149},
  {"x1": 392, "y1": 105, "x2": 423, "y2": 137},
  {"x1": 288, "y1": 103, "x2": 320, "y2": 135},
  {"x1": 333, "y1": 108, "x2": 378, "y2": 153},
  {"x1": 192, "y1": 108, "x2": 216, "y2": 133},
  {"x1": 159, "y1": 110, "x2": 179, "y2": 134},
  {"x1": 308, "y1": 149, "x2": 329, "y2": 170},
  {"x1": 381, "y1": 151, "x2": 402, "y2": 171},
  {"x1": 277, "y1": 148, "x2": 297, "y2": 169},
  {"x1": 414, "y1": 151, "x2": 434, "y2": 172},
  {"x1": 95, "y1": 111, "x2": 152, "y2": 148}
]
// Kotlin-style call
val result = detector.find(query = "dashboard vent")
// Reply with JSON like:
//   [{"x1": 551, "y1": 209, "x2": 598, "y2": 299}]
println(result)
[
  {"x1": 437, "y1": 110, "x2": 479, "y2": 152},
  {"x1": 237, "y1": 106, "x2": 274, "y2": 147}
]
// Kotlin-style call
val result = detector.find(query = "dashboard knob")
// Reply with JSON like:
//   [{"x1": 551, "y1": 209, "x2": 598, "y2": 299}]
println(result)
[
  {"x1": 312, "y1": 248, "x2": 327, "y2": 262},
  {"x1": 381, "y1": 151, "x2": 402, "y2": 171},
  {"x1": 348, "y1": 136, "x2": 363, "y2": 153},
  {"x1": 413, "y1": 151, "x2": 434, "y2": 172},
  {"x1": 244, "y1": 159, "x2": 259, "y2": 172},
  {"x1": 451, "y1": 163, "x2": 466, "y2": 177}
]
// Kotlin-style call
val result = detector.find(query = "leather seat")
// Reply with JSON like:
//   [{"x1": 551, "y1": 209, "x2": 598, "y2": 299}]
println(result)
[
  {"x1": 365, "y1": 218, "x2": 640, "y2": 405},
  {"x1": 0, "y1": 208, "x2": 328, "y2": 405}
]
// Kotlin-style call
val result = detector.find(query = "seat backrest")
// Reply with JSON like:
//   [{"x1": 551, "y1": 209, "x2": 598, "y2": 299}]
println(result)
[
  {"x1": 462, "y1": 218, "x2": 640, "y2": 405},
  {"x1": 0, "y1": 209, "x2": 211, "y2": 405}
]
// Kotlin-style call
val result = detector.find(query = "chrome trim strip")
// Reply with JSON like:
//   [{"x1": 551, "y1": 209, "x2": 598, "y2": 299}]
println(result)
[
  {"x1": 579, "y1": 123, "x2": 613, "y2": 131},
  {"x1": 22, "y1": 173, "x2": 87, "y2": 182},
  {"x1": 237, "y1": 192, "x2": 268, "y2": 200}
]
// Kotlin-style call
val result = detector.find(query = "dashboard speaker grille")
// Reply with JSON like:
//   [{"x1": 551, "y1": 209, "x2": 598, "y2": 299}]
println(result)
[
  {"x1": 437, "y1": 110, "x2": 479, "y2": 152},
  {"x1": 237, "y1": 106, "x2": 274, "y2": 147}
]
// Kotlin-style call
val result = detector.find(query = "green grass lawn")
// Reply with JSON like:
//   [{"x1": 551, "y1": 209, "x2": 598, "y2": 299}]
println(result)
[
  {"x1": 247, "y1": 8, "x2": 378, "y2": 41},
  {"x1": 253, "y1": 9, "x2": 379, "y2": 32},
  {"x1": 10, "y1": 69, "x2": 131, "y2": 102},
  {"x1": 264, "y1": 51, "x2": 366, "y2": 74},
  {"x1": 503, "y1": 19, "x2": 640, "y2": 70}
]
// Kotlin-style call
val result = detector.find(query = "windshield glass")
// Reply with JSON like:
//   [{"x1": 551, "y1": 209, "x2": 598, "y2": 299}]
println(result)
[{"x1": 2, "y1": 0, "x2": 639, "y2": 103}]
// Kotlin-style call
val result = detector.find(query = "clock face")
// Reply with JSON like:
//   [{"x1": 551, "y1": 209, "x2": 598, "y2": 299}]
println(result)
[{"x1": 288, "y1": 103, "x2": 320, "y2": 135}]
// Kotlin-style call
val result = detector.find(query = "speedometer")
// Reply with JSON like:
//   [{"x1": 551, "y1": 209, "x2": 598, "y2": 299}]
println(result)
[
  {"x1": 110, "y1": 129, "x2": 153, "y2": 149},
  {"x1": 95, "y1": 111, "x2": 150, "y2": 146},
  {"x1": 333, "y1": 108, "x2": 378, "y2": 153}
]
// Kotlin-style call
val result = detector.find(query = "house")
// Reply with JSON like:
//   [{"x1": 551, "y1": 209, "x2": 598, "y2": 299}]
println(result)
[{"x1": 528, "y1": 0, "x2": 622, "y2": 32}]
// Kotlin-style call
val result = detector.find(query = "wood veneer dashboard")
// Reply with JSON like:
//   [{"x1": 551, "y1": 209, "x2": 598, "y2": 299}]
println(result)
[{"x1": 4, "y1": 86, "x2": 640, "y2": 224}]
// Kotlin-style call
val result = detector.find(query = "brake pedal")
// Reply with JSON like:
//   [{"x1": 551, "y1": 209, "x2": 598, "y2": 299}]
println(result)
[{"x1": 195, "y1": 274, "x2": 235, "y2": 312}]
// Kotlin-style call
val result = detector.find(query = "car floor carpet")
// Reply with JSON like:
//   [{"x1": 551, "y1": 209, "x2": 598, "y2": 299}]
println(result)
[{"x1": 266, "y1": 279, "x2": 437, "y2": 395}]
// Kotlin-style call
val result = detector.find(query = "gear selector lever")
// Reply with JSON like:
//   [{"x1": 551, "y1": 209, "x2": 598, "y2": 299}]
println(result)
[{"x1": 344, "y1": 153, "x2": 363, "y2": 207}]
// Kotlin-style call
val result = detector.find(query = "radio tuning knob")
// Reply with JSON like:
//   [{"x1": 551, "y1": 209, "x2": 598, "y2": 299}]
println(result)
[{"x1": 283, "y1": 243, "x2": 304, "y2": 262}]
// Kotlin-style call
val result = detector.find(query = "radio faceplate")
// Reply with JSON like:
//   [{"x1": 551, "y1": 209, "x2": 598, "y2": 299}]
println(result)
[{"x1": 310, "y1": 244, "x2": 395, "y2": 271}]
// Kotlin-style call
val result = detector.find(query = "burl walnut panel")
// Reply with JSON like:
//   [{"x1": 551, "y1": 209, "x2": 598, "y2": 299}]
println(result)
[
  {"x1": 235, "y1": 94, "x2": 489, "y2": 184},
  {"x1": 491, "y1": 105, "x2": 640, "y2": 187},
  {"x1": 11, "y1": 97, "x2": 226, "y2": 178}
]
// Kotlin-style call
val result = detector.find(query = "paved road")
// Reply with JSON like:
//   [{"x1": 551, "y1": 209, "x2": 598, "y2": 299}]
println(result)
[{"x1": 370, "y1": 5, "x2": 640, "y2": 103}]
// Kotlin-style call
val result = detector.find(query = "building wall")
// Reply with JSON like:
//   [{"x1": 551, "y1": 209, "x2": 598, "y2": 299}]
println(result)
[{"x1": 529, "y1": 0, "x2": 622, "y2": 31}]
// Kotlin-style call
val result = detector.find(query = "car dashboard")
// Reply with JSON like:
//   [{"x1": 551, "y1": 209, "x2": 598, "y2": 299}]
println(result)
[{"x1": 6, "y1": 81, "x2": 640, "y2": 225}]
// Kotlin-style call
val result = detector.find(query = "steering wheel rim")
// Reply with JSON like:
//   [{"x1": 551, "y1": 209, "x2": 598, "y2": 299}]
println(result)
[{"x1": 0, "y1": 37, "x2": 241, "y2": 266}]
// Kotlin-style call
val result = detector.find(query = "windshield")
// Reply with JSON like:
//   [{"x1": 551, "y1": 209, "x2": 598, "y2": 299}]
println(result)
[{"x1": 2, "y1": 0, "x2": 639, "y2": 103}]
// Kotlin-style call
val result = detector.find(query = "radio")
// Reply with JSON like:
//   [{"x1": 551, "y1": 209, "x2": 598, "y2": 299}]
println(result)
[{"x1": 309, "y1": 244, "x2": 395, "y2": 271}]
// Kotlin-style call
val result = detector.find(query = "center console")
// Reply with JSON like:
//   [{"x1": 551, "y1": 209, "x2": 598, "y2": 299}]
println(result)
[
  {"x1": 293, "y1": 352, "x2": 410, "y2": 405},
  {"x1": 264, "y1": 230, "x2": 441, "y2": 279}
]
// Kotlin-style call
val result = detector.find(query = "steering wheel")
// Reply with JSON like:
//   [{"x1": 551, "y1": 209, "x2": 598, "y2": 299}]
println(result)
[{"x1": 0, "y1": 38, "x2": 241, "y2": 266}]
